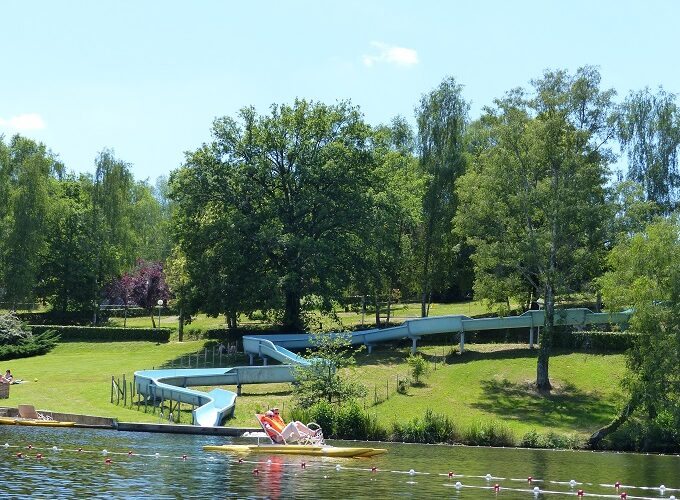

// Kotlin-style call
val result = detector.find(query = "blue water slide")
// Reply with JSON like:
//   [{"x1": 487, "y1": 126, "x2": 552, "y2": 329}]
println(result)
[
  {"x1": 135, "y1": 307, "x2": 631, "y2": 427},
  {"x1": 134, "y1": 364, "x2": 300, "y2": 427},
  {"x1": 242, "y1": 307, "x2": 633, "y2": 355}
]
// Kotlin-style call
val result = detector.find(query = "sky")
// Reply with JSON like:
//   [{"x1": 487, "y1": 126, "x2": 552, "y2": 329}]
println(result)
[{"x1": 2, "y1": 0, "x2": 679, "y2": 182}]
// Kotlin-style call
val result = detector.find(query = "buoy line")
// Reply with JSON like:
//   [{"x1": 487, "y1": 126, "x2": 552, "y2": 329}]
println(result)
[{"x1": 2, "y1": 441, "x2": 677, "y2": 498}]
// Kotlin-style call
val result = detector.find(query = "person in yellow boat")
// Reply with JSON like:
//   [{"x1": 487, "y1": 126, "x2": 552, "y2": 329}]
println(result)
[{"x1": 261, "y1": 410, "x2": 320, "y2": 444}]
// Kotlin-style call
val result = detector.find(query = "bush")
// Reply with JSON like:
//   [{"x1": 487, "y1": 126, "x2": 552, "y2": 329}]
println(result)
[
  {"x1": 29, "y1": 325, "x2": 171, "y2": 342},
  {"x1": 391, "y1": 409, "x2": 457, "y2": 444},
  {"x1": 290, "y1": 401, "x2": 388, "y2": 441},
  {"x1": 603, "y1": 413, "x2": 680, "y2": 453},
  {"x1": 519, "y1": 429, "x2": 582, "y2": 449},
  {"x1": 566, "y1": 331, "x2": 638, "y2": 352},
  {"x1": 335, "y1": 403, "x2": 387, "y2": 441},
  {"x1": 0, "y1": 313, "x2": 32, "y2": 345},
  {"x1": 0, "y1": 329, "x2": 60, "y2": 361},
  {"x1": 17, "y1": 310, "x2": 93, "y2": 326},
  {"x1": 462, "y1": 420, "x2": 515, "y2": 447},
  {"x1": 397, "y1": 378, "x2": 409, "y2": 394},
  {"x1": 407, "y1": 353, "x2": 430, "y2": 385}
]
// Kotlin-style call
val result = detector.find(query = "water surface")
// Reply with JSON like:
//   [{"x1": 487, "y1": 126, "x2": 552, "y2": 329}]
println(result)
[{"x1": 1, "y1": 426, "x2": 678, "y2": 499}]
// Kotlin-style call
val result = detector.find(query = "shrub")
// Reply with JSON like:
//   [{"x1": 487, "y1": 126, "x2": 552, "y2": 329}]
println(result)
[
  {"x1": 0, "y1": 329, "x2": 60, "y2": 361},
  {"x1": 29, "y1": 325, "x2": 171, "y2": 342},
  {"x1": 0, "y1": 313, "x2": 32, "y2": 345},
  {"x1": 519, "y1": 429, "x2": 582, "y2": 449},
  {"x1": 462, "y1": 420, "x2": 515, "y2": 447},
  {"x1": 391, "y1": 409, "x2": 457, "y2": 444},
  {"x1": 290, "y1": 401, "x2": 388, "y2": 441},
  {"x1": 407, "y1": 353, "x2": 430, "y2": 385},
  {"x1": 334, "y1": 403, "x2": 388, "y2": 441}
]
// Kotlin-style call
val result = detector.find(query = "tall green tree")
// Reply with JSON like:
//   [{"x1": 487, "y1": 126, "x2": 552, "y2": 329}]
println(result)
[
  {"x1": 90, "y1": 149, "x2": 136, "y2": 312},
  {"x1": 39, "y1": 176, "x2": 98, "y2": 313},
  {"x1": 358, "y1": 117, "x2": 423, "y2": 325},
  {"x1": 456, "y1": 67, "x2": 616, "y2": 390},
  {"x1": 173, "y1": 100, "x2": 377, "y2": 330},
  {"x1": 618, "y1": 87, "x2": 680, "y2": 214},
  {"x1": 590, "y1": 217, "x2": 680, "y2": 449},
  {"x1": 0, "y1": 136, "x2": 58, "y2": 307},
  {"x1": 415, "y1": 77, "x2": 469, "y2": 317}
]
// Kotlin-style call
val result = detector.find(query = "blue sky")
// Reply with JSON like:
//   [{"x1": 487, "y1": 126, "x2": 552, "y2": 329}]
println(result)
[{"x1": 2, "y1": 1, "x2": 678, "y2": 182}]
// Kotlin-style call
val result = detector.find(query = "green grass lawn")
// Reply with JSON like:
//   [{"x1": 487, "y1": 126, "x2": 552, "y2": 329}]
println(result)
[{"x1": 1, "y1": 338, "x2": 625, "y2": 440}]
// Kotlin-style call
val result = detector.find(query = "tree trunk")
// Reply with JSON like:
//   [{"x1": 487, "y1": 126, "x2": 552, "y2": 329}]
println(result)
[
  {"x1": 421, "y1": 243, "x2": 431, "y2": 318},
  {"x1": 587, "y1": 397, "x2": 638, "y2": 448},
  {"x1": 283, "y1": 291, "x2": 302, "y2": 331},
  {"x1": 178, "y1": 307, "x2": 184, "y2": 342},
  {"x1": 386, "y1": 290, "x2": 392, "y2": 324},
  {"x1": 374, "y1": 294, "x2": 380, "y2": 327},
  {"x1": 421, "y1": 291, "x2": 428, "y2": 318},
  {"x1": 536, "y1": 284, "x2": 553, "y2": 391},
  {"x1": 150, "y1": 311, "x2": 156, "y2": 329}
]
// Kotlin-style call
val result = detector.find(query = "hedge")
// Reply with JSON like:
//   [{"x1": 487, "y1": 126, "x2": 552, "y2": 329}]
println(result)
[
  {"x1": 18, "y1": 311, "x2": 93, "y2": 326},
  {"x1": 29, "y1": 325, "x2": 171, "y2": 343},
  {"x1": 554, "y1": 330, "x2": 638, "y2": 352}
]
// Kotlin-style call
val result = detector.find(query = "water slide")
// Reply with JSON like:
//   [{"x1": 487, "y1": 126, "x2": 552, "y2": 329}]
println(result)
[
  {"x1": 242, "y1": 307, "x2": 633, "y2": 356},
  {"x1": 136, "y1": 307, "x2": 630, "y2": 427}
]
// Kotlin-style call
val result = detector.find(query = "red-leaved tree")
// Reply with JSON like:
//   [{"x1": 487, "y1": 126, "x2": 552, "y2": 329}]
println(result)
[{"x1": 106, "y1": 260, "x2": 170, "y2": 328}]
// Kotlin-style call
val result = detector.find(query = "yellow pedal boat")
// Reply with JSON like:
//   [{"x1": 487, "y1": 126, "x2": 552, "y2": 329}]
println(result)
[
  {"x1": 203, "y1": 444, "x2": 387, "y2": 458},
  {"x1": 14, "y1": 419, "x2": 76, "y2": 428},
  {"x1": 0, "y1": 416, "x2": 16, "y2": 425}
]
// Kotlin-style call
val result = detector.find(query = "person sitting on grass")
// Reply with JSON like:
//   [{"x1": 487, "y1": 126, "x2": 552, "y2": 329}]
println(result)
[{"x1": 1, "y1": 369, "x2": 12, "y2": 384}]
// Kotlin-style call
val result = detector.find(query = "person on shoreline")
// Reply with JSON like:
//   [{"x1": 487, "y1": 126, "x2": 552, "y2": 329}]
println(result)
[{"x1": 1, "y1": 369, "x2": 12, "y2": 384}]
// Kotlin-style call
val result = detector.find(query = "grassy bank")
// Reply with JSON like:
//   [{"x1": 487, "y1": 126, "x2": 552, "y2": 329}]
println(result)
[{"x1": 1, "y1": 338, "x2": 625, "y2": 442}]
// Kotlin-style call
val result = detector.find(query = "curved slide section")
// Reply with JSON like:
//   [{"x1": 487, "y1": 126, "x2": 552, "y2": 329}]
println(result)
[{"x1": 134, "y1": 364, "x2": 302, "y2": 427}]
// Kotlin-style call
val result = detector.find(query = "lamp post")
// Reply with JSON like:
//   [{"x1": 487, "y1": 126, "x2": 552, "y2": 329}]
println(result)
[{"x1": 157, "y1": 299, "x2": 163, "y2": 329}]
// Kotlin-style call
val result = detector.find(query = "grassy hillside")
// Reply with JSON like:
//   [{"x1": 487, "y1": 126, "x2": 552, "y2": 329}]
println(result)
[{"x1": 1, "y1": 338, "x2": 625, "y2": 440}]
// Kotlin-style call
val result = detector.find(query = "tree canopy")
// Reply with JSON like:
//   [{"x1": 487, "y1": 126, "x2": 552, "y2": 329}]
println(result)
[{"x1": 456, "y1": 67, "x2": 616, "y2": 390}]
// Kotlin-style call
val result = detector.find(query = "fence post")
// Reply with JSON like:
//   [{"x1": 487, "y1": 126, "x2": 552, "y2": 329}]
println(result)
[
  {"x1": 117, "y1": 378, "x2": 121, "y2": 405},
  {"x1": 123, "y1": 374, "x2": 127, "y2": 407},
  {"x1": 110, "y1": 376, "x2": 114, "y2": 403}
]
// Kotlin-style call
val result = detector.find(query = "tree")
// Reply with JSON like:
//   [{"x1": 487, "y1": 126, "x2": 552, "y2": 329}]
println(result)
[
  {"x1": 294, "y1": 333, "x2": 366, "y2": 408},
  {"x1": 590, "y1": 218, "x2": 680, "y2": 449},
  {"x1": 39, "y1": 176, "x2": 98, "y2": 313},
  {"x1": 358, "y1": 117, "x2": 423, "y2": 326},
  {"x1": 90, "y1": 149, "x2": 136, "y2": 305},
  {"x1": 106, "y1": 260, "x2": 170, "y2": 328},
  {"x1": 165, "y1": 246, "x2": 192, "y2": 340},
  {"x1": 415, "y1": 77, "x2": 469, "y2": 317},
  {"x1": 0, "y1": 136, "x2": 58, "y2": 307},
  {"x1": 618, "y1": 87, "x2": 680, "y2": 214},
  {"x1": 456, "y1": 67, "x2": 616, "y2": 390},
  {"x1": 173, "y1": 100, "x2": 377, "y2": 331}
]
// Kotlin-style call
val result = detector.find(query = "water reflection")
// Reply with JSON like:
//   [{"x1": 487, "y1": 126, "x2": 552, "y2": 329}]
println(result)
[{"x1": 0, "y1": 426, "x2": 678, "y2": 499}]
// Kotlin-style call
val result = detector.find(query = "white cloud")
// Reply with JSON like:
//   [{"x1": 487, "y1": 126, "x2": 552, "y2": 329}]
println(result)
[
  {"x1": 362, "y1": 42, "x2": 419, "y2": 68},
  {"x1": 0, "y1": 113, "x2": 46, "y2": 131}
]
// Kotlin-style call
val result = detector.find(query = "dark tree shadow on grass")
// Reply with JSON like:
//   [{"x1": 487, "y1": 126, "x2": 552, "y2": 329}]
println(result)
[{"x1": 471, "y1": 378, "x2": 619, "y2": 429}]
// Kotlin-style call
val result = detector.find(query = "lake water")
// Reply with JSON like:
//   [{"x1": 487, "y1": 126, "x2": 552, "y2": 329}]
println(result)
[{"x1": 1, "y1": 425, "x2": 679, "y2": 499}]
